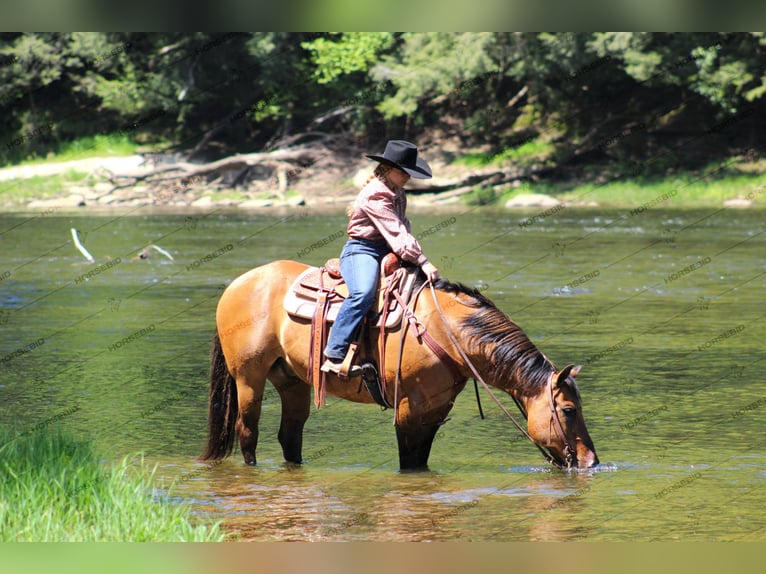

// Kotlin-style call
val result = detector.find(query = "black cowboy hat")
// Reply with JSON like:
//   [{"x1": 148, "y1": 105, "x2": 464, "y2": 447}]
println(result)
[{"x1": 365, "y1": 140, "x2": 432, "y2": 179}]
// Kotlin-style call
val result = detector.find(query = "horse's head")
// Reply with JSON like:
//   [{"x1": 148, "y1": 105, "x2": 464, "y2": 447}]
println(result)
[{"x1": 525, "y1": 365, "x2": 598, "y2": 469}]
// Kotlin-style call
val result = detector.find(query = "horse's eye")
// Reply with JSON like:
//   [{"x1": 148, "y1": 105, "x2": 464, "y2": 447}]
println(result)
[{"x1": 561, "y1": 406, "x2": 576, "y2": 418}]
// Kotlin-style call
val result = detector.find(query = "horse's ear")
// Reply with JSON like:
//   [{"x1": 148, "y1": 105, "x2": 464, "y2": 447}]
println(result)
[{"x1": 556, "y1": 364, "x2": 581, "y2": 386}]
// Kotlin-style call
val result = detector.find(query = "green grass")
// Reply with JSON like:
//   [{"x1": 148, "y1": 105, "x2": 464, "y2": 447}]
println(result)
[
  {"x1": 0, "y1": 429, "x2": 226, "y2": 542},
  {"x1": 52, "y1": 134, "x2": 140, "y2": 162},
  {"x1": 1, "y1": 133, "x2": 167, "y2": 168},
  {"x1": 455, "y1": 140, "x2": 556, "y2": 168},
  {"x1": 512, "y1": 171, "x2": 766, "y2": 207},
  {"x1": 0, "y1": 170, "x2": 90, "y2": 205}
]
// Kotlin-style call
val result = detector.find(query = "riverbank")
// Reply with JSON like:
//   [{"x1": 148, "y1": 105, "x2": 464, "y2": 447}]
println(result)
[
  {"x1": 0, "y1": 428, "x2": 225, "y2": 542},
  {"x1": 0, "y1": 150, "x2": 764, "y2": 211}
]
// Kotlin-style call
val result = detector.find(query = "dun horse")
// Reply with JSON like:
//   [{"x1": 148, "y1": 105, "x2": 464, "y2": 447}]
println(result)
[{"x1": 202, "y1": 260, "x2": 598, "y2": 471}]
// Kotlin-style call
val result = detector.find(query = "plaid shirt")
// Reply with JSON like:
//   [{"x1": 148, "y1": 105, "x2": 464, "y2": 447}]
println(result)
[{"x1": 346, "y1": 177, "x2": 428, "y2": 266}]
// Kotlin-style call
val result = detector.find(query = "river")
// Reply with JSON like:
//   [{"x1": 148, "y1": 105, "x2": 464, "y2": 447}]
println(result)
[{"x1": 1, "y1": 205, "x2": 764, "y2": 541}]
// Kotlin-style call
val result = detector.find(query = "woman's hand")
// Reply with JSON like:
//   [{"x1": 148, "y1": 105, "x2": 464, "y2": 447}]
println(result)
[{"x1": 421, "y1": 261, "x2": 440, "y2": 283}]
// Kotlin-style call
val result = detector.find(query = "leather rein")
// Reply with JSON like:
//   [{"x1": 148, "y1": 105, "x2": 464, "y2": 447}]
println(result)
[{"x1": 426, "y1": 282, "x2": 577, "y2": 470}]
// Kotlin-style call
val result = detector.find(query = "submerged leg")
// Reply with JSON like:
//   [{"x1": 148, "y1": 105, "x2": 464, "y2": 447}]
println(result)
[
  {"x1": 395, "y1": 423, "x2": 440, "y2": 471},
  {"x1": 234, "y1": 363, "x2": 268, "y2": 466},
  {"x1": 276, "y1": 376, "x2": 312, "y2": 464},
  {"x1": 395, "y1": 394, "x2": 457, "y2": 471}
]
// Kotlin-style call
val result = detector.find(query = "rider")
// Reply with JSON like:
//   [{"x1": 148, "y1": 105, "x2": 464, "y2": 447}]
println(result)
[{"x1": 322, "y1": 140, "x2": 440, "y2": 376}]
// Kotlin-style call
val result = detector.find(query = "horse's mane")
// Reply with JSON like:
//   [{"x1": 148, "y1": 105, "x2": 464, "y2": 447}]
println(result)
[{"x1": 434, "y1": 279, "x2": 554, "y2": 396}]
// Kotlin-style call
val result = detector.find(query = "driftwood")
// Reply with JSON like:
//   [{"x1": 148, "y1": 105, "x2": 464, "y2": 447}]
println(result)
[
  {"x1": 111, "y1": 148, "x2": 324, "y2": 184},
  {"x1": 101, "y1": 145, "x2": 331, "y2": 199},
  {"x1": 96, "y1": 130, "x2": 566, "y2": 206}
]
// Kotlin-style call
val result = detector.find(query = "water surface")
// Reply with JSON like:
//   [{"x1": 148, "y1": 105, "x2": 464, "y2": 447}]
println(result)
[{"x1": 1, "y1": 205, "x2": 764, "y2": 541}]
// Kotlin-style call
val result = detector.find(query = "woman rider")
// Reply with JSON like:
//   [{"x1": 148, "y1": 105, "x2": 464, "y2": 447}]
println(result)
[{"x1": 322, "y1": 140, "x2": 440, "y2": 376}]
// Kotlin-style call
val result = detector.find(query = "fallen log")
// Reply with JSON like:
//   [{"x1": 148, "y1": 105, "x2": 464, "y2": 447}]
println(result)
[{"x1": 109, "y1": 148, "x2": 324, "y2": 184}]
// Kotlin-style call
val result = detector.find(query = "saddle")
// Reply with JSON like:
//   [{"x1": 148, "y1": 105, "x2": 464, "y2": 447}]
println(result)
[
  {"x1": 283, "y1": 253, "x2": 423, "y2": 409},
  {"x1": 283, "y1": 253, "x2": 415, "y2": 329}
]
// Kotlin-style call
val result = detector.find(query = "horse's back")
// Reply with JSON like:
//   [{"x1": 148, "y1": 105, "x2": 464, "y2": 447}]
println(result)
[{"x1": 216, "y1": 260, "x2": 309, "y2": 354}]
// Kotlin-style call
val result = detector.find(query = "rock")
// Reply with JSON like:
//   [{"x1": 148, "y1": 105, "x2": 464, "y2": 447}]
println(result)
[
  {"x1": 93, "y1": 182, "x2": 114, "y2": 194},
  {"x1": 723, "y1": 197, "x2": 753, "y2": 208},
  {"x1": 238, "y1": 199, "x2": 274, "y2": 209},
  {"x1": 27, "y1": 194, "x2": 86, "y2": 209},
  {"x1": 191, "y1": 195, "x2": 213, "y2": 207},
  {"x1": 504, "y1": 193, "x2": 561, "y2": 208},
  {"x1": 285, "y1": 194, "x2": 306, "y2": 206}
]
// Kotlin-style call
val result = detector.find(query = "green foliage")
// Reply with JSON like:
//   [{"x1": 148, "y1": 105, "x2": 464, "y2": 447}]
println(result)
[
  {"x1": 302, "y1": 32, "x2": 393, "y2": 84},
  {"x1": 454, "y1": 140, "x2": 555, "y2": 168},
  {"x1": 373, "y1": 32, "x2": 498, "y2": 119},
  {"x1": 462, "y1": 185, "x2": 497, "y2": 206},
  {"x1": 0, "y1": 32, "x2": 764, "y2": 175},
  {"x1": 0, "y1": 428, "x2": 225, "y2": 542}
]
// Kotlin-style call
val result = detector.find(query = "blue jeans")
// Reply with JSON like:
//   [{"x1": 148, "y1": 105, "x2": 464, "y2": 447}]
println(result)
[{"x1": 323, "y1": 239, "x2": 391, "y2": 360}]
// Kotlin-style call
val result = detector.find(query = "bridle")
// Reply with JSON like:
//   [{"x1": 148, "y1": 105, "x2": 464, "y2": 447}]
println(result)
[
  {"x1": 428, "y1": 283, "x2": 577, "y2": 470},
  {"x1": 546, "y1": 372, "x2": 578, "y2": 469}
]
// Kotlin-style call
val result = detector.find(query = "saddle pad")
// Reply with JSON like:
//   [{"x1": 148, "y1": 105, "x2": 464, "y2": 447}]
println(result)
[{"x1": 283, "y1": 266, "x2": 420, "y2": 329}]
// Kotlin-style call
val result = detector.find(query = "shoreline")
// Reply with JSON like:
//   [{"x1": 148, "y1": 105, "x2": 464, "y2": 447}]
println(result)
[{"x1": 1, "y1": 153, "x2": 764, "y2": 213}]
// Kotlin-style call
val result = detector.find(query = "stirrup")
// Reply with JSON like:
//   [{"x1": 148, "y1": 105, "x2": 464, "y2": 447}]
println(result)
[
  {"x1": 321, "y1": 358, "x2": 362, "y2": 377},
  {"x1": 338, "y1": 342, "x2": 360, "y2": 379}
]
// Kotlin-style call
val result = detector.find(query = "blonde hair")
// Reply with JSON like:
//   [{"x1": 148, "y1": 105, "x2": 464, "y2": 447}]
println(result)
[{"x1": 347, "y1": 163, "x2": 398, "y2": 217}]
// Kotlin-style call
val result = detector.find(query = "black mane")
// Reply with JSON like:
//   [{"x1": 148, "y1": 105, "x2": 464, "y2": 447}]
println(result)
[{"x1": 435, "y1": 279, "x2": 554, "y2": 396}]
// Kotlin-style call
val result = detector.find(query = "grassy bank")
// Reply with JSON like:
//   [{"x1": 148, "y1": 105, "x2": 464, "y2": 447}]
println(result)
[
  {"x1": 0, "y1": 133, "x2": 161, "y2": 168},
  {"x1": 462, "y1": 157, "x2": 766, "y2": 208},
  {"x1": 0, "y1": 429, "x2": 225, "y2": 542},
  {"x1": 0, "y1": 144, "x2": 764, "y2": 209}
]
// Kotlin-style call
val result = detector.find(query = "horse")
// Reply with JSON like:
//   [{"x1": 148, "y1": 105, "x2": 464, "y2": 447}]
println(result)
[{"x1": 201, "y1": 260, "x2": 599, "y2": 471}]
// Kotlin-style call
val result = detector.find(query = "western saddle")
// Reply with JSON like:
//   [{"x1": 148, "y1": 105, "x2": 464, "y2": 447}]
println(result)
[{"x1": 283, "y1": 253, "x2": 422, "y2": 408}]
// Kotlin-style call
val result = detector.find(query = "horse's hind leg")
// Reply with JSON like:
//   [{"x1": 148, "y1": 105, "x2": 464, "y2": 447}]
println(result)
[
  {"x1": 271, "y1": 359, "x2": 311, "y2": 464},
  {"x1": 235, "y1": 362, "x2": 268, "y2": 466}
]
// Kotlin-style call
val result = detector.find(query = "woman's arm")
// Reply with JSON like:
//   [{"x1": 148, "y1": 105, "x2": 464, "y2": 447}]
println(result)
[{"x1": 356, "y1": 183, "x2": 427, "y2": 266}]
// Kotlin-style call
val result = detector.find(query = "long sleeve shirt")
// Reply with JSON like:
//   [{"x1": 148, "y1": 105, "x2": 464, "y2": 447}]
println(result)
[{"x1": 346, "y1": 177, "x2": 429, "y2": 266}]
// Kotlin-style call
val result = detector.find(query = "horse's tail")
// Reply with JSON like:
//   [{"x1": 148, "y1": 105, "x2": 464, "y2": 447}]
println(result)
[{"x1": 200, "y1": 331, "x2": 238, "y2": 460}]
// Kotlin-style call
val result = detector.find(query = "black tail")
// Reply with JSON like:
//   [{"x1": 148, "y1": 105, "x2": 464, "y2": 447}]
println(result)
[{"x1": 200, "y1": 331, "x2": 238, "y2": 460}]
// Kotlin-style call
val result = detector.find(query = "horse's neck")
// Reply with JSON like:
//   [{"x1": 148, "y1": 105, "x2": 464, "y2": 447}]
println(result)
[
  {"x1": 427, "y1": 285, "x2": 552, "y2": 402},
  {"x1": 459, "y1": 317, "x2": 553, "y2": 402}
]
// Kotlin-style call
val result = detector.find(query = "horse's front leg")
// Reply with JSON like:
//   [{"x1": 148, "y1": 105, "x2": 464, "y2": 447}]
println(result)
[{"x1": 394, "y1": 395, "x2": 454, "y2": 471}]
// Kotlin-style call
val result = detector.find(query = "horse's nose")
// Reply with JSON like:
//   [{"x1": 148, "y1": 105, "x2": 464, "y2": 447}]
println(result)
[{"x1": 581, "y1": 450, "x2": 599, "y2": 468}]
